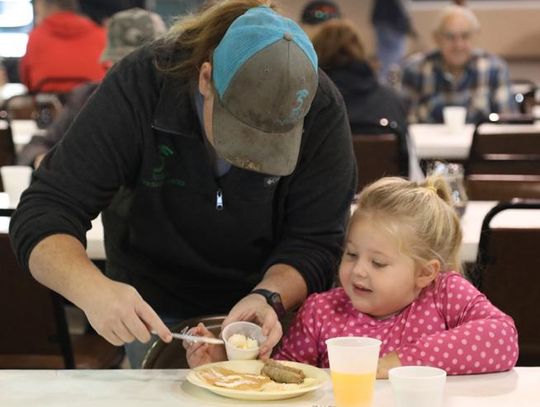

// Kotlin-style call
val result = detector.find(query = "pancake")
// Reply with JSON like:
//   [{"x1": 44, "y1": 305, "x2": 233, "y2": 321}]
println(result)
[{"x1": 196, "y1": 366, "x2": 271, "y2": 391}]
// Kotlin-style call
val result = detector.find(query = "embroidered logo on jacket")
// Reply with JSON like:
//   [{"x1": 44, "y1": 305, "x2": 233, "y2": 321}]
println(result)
[{"x1": 142, "y1": 144, "x2": 186, "y2": 188}]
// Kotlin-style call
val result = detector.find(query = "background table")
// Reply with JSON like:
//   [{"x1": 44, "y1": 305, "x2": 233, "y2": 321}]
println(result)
[
  {"x1": 410, "y1": 123, "x2": 475, "y2": 160},
  {"x1": 409, "y1": 122, "x2": 540, "y2": 161},
  {"x1": 0, "y1": 83, "x2": 27, "y2": 103},
  {"x1": 9, "y1": 119, "x2": 47, "y2": 154},
  {"x1": 2, "y1": 197, "x2": 538, "y2": 264},
  {"x1": 0, "y1": 367, "x2": 538, "y2": 407}
]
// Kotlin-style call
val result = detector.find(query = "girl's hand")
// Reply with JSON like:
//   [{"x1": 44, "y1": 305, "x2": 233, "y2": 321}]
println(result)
[
  {"x1": 377, "y1": 351, "x2": 402, "y2": 379},
  {"x1": 184, "y1": 323, "x2": 227, "y2": 368}
]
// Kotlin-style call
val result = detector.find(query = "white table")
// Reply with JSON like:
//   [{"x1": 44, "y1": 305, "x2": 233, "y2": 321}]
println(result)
[
  {"x1": 9, "y1": 119, "x2": 46, "y2": 154},
  {"x1": 0, "y1": 83, "x2": 27, "y2": 103},
  {"x1": 409, "y1": 123, "x2": 475, "y2": 160},
  {"x1": 0, "y1": 367, "x2": 538, "y2": 407},
  {"x1": 1, "y1": 200, "x2": 537, "y2": 263},
  {"x1": 0, "y1": 193, "x2": 104, "y2": 260},
  {"x1": 409, "y1": 122, "x2": 540, "y2": 160}
]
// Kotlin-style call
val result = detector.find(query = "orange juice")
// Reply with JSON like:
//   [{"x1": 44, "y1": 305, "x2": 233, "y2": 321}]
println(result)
[{"x1": 331, "y1": 371, "x2": 376, "y2": 407}]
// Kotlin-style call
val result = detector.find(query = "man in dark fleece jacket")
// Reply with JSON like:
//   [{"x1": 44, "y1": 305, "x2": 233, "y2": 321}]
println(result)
[{"x1": 10, "y1": 0, "x2": 356, "y2": 368}]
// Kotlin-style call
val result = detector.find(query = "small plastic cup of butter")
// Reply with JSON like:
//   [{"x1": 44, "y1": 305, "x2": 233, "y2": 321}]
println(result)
[{"x1": 222, "y1": 321, "x2": 266, "y2": 360}]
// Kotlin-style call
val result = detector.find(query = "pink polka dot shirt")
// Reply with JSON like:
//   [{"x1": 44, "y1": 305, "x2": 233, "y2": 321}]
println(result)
[{"x1": 274, "y1": 272, "x2": 518, "y2": 374}]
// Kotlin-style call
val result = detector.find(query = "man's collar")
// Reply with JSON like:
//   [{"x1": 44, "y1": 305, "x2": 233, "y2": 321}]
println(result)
[
  {"x1": 152, "y1": 73, "x2": 201, "y2": 138},
  {"x1": 431, "y1": 49, "x2": 481, "y2": 81}
]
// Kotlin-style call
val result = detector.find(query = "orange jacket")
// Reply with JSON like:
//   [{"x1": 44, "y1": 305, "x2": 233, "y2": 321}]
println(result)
[{"x1": 19, "y1": 11, "x2": 106, "y2": 93}]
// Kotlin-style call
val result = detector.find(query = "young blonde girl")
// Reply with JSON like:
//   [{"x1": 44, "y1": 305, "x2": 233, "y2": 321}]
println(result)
[{"x1": 188, "y1": 176, "x2": 518, "y2": 377}]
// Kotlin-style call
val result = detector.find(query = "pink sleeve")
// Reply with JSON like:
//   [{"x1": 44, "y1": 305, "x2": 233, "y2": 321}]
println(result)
[
  {"x1": 397, "y1": 274, "x2": 518, "y2": 374},
  {"x1": 272, "y1": 294, "x2": 322, "y2": 367}
]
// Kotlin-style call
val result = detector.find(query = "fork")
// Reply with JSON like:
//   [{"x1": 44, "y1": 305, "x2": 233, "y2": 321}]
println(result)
[{"x1": 169, "y1": 326, "x2": 225, "y2": 345}]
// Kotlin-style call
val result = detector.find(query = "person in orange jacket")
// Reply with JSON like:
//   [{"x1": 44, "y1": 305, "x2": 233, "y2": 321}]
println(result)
[{"x1": 19, "y1": 0, "x2": 107, "y2": 93}]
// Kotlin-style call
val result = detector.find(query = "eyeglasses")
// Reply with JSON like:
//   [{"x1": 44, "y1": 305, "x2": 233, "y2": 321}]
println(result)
[
  {"x1": 439, "y1": 31, "x2": 474, "y2": 42},
  {"x1": 302, "y1": 5, "x2": 340, "y2": 24}
]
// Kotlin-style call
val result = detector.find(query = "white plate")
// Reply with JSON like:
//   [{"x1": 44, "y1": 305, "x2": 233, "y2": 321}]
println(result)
[{"x1": 186, "y1": 360, "x2": 329, "y2": 401}]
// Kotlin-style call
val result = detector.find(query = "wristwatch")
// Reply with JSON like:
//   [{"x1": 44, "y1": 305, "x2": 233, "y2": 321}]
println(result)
[{"x1": 251, "y1": 288, "x2": 286, "y2": 319}]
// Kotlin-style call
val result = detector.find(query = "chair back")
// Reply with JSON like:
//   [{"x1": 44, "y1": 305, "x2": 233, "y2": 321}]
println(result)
[
  {"x1": 0, "y1": 228, "x2": 124, "y2": 369},
  {"x1": 0, "y1": 119, "x2": 16, "y2": 167},
  {"x1": 3, "y1": 93, "x2": 64, "y2": 128},
  {"x1": 32, "y1": 76, "x2": 93, "y2": 96},
  {"x1": 466, "y1": 174, "x2": 540, "y2": 201},
  {"x1": 142, "y1": 315, "x2": 226, "y2": 369},
  {"x1": 352, "y1": 121, "x2": 408, "y2": 193},
  {"x1": 472, "y1": 200, "x2": 540, "y2": 365},
  {"x1": 511, "y1": 79, "x2": 536, "y2": 115},
  {"x1": 466, "y1": 124, "x2": 540, "y2": 176},
  {"x1": 0, "y1": 232, "x2": 74, "y2": 368}
]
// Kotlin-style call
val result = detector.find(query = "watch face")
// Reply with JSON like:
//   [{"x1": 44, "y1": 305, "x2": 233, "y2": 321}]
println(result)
[{"x1": 270, "y1": 292, "x2": 281, "y2": 304}]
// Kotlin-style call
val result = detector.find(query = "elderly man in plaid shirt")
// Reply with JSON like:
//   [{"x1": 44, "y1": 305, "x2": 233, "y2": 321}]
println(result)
[{"x1": 400, "y1": 5, "x2": 517, "y2": 124}]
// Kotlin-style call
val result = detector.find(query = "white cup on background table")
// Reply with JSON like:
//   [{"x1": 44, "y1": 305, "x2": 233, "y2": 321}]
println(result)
[
  {"x1": 0, "y1": 165, "x2": 32, "y2": 208},
  {"x1": 443, "y1": 106, "x2": 467, "y2": 133}
]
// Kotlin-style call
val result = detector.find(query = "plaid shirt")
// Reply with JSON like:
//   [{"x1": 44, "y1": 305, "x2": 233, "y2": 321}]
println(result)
[{"x1": 400, "y1": 49, "x2": 517, "y2": 123}]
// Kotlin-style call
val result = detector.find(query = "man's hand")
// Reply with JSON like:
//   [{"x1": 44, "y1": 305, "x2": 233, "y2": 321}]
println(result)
[
  {"x1": 184, "y1": 323, "x2": 227, "y2": 368},
  {"x1": 28, "y1": 234, "x2": 172, "y2": 347},
  {"x1": 79, "y1": 278, "x2": 172, "y2": 346},
  {"x1": 223, "y1": 294, "x2": 283, "y2": 359}
]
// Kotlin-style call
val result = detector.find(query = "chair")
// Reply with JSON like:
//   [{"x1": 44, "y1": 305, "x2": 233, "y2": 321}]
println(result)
[
  {"x1": 0, "y1": 118, "x2": 15, "y2": 166},
  {"x1": 32, "y1": 76, "x2": 93, "y2": 99},
  {"x1": 352, "y1": 120, "x2": 409, "y2": 193},
  {"x1": 511, "y1": 79, "x2": 536, "y2": 115},
  {"x1": 465, "y1": 123, "x2": 540, "y2": 176},
  {"x1": 0, "y1": 230, "x2": 124, "y2": 369},
  {"x1": 142, "y1": 315, "x2": 226, "y2": 369},
  {"x1": 0, "y1": 119, "x2": 16, "y2": 192},
  {"x1": 466, "y1": 174, "x2": 540, "y2": 201},
  {"x1": 471, "y1": 199, "x2": 540, "y2": 366},
  {"x1": 3, "y1": 93, "x2": 64, "y2": 129}
]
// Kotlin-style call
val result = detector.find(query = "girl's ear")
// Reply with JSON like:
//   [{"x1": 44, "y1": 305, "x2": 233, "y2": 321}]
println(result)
[{"x1": 416, "y1": 259, "x2": 441, "y2": 288}]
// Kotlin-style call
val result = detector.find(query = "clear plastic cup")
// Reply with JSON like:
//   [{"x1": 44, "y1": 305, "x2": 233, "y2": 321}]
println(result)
[
  {"x1": 0, "y1": 165, "x2": 32, "y2": 208},
  {"x1": 221, "y1": 321, "x2": 266, "y2": 361},
  {"x1": 389, "y1": 366, "x2": 447, "y2": 407},
  {"x1": 326, "y1": 336, "x2": 381, "y2": 407}
]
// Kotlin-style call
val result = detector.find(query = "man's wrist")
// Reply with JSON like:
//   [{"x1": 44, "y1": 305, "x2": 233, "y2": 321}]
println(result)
[{"x1": 250, "y1": 288, "x2": 286, "y2": 319}]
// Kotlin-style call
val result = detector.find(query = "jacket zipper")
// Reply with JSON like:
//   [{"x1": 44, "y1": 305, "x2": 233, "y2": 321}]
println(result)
[
  {"x1": 152, "y1": 123, "x2": 225, "y2": 211},
  {"x1": 216, "y1": 189, "x2": 224, "y2": 211}
]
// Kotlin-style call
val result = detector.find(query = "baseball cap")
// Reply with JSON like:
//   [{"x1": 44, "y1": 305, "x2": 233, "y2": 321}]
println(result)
[
  {"x1": 212, "y1": 6, "x2": 318, "y2": 176},
  {"x1": 301, "y1": 1, "x2": 341, "y2": 25},
  {"x1": 100, "y1": 8, "x2": 167, "y2": 63}
]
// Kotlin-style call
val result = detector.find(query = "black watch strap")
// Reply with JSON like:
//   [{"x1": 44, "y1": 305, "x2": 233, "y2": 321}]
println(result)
[{"x1": 251, "y1": 288, "x2": 286, "y2": 319}]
